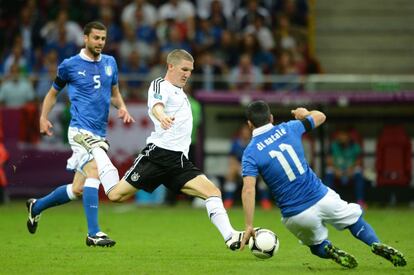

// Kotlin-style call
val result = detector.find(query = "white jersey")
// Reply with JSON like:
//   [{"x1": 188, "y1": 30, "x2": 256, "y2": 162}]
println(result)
[{"x1": 146, "y1": 77, "x2": 193, "y2": 157}]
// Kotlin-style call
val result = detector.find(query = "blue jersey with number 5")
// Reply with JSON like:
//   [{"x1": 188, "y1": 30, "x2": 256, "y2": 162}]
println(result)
[
  {"x1": 242, "y1": 119, "x2": 328, "y2": 217},
  {"x1": 53, "y1": 53, "x2": 118, "y2": 137}
]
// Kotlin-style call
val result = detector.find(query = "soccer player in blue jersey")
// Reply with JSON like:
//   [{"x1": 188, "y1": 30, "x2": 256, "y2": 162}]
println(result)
[
  {"x1": 239, "y1": 101, "x2": 406, "y2": 268},
  {"x1": 26, "y1": 21, "x2": 134, "y2": 247}
]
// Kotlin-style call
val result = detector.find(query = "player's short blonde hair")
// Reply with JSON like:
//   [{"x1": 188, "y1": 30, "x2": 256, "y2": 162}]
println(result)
[{"x1": 166, "y1": 49, "x2": 194, "y2": 66}]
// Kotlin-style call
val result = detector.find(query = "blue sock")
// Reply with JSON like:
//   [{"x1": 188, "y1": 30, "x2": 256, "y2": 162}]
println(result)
[
  {"x1": 32, "y1": 185, "x2": 72, "y2": 215},
  {"x1": 348, "y1": 216, "x2": 379, "y2": 245},
  {"x1": 83, "y1": 178, "x2": 100, "y2": 236},
  {"x1": 309, "y1": 240, "x2": 331, "y2": 258}
]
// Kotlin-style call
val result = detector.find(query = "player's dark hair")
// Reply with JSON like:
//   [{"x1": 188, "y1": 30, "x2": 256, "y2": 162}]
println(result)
[
  {"x1": 246, "y1": 100, "x2": 271, "y2": 127},
  {"x1": 84, "y1": 21, "x2": 106, "y2": 35}
]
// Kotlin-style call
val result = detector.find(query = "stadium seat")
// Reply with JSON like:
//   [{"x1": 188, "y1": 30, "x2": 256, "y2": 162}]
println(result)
[{"x1": 375, "y1": 125, "x2": 411, "y2": 187}]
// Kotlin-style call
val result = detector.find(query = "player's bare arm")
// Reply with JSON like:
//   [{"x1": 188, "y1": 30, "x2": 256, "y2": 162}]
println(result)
[
  {"x1": 291, "y1": 107, "x2": 326, "y2": 127},
  {"x1": 111, "y1": 85, "x2": 135, "y2": 124},
  {"x1": 152, "y1": 103, "x2": 175, "y2": 130},
  {"x1": 40, "y1": 87, "x2": 59, "y2": 136},
  {"x1": 240, "y1": 176, "x2": 257, "y2": 250}
]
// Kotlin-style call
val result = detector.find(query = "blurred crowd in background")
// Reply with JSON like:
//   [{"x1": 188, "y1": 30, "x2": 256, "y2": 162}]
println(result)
[{"x1": 0, "y1": 0, "x2": 322, "y2": 105}]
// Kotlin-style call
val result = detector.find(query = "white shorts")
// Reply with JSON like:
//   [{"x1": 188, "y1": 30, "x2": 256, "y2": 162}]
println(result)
[
  {"x1": 66, "y1": 127, "x2": 105, "y2": 173},
  {"x1": 282, "y1": 188, "x2": 362, "y2": 246}
]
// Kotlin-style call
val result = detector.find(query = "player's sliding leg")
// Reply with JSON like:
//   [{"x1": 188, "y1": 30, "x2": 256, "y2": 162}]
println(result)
[
  {"x1": 371, "y1": 242, "x2": 407, "y2": 267},
  {"x1": 308, "y1": 240, "x2": 358, "y2": 268},
  {"x1": 181, "y1": 175, "x2": 243, "y2": 251},
  {"x1": 347, "y1": 216, "x2": 406, "y2": 266},
  {"x1": 347, "y1": 216, "x2": 379, "y2": 245},
  {"x1": 26, "y1": 179, "x2": 80, "y2": 234},
  {"x1": 324, "y1": 242, "x2": 358, "y2": 268}
]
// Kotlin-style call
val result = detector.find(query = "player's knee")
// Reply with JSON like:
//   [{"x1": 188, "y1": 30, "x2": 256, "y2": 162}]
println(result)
[
  {"x1": 72, "y1": 185, "x2": 83, "y2": 197},
  {"x1": 108, "y1": 190, "x2": 131, "y2": 203},
  {"x1": 107, "y1": 191, "x2": 123, "y2": 202},
  {"x1": 83, "y1": 161, "x2": 99, "y2": 178},
  {"x1": 208, "y1": 184, "x2": 222, "y2": 197}
]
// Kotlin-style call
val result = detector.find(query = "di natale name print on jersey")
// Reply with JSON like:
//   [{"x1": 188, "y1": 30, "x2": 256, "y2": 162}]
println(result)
[{"x1": 255, "y1": 128, "x2": 287, "y2": 151}]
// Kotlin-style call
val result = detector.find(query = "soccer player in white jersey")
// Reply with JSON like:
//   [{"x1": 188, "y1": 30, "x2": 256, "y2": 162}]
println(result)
[
  {"x1": 239, "y1": 101, "x2": 406, "y2": 268},
  {"x1": 74, "y1": 49, "x2": 244, "y2": 250},
  {"x1": 26, "y1": 21, "x2": 134, "y2": 247}
]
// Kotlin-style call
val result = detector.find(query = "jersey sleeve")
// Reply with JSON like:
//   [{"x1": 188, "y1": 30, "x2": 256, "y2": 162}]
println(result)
[
  {"x1": 242, "y1": 147, "x2": 259, "y2": 177},
  {"x1": 286, "y1": 116, "x2": 315, "y2": 137},
  {"x1": 111, "y1": 57, "x2": 119, "y2": 86},
  {"x1": 148, "y1": 78, "x2": 168, "y2": 109},
  {"x1": 53, "y1": 60, "x2": 69, "y2": 91}
]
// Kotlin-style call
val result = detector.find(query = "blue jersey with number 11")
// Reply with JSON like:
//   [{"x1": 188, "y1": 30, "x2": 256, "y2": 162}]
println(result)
[
  {"x1": 242, "y1": 118, "x2": 328, "y2": 217},
  {"x1": 53, "y1": 52, "x2": 118, "y2": 137}
]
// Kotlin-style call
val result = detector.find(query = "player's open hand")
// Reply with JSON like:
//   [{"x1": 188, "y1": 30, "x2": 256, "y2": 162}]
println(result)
[
  {"x1": 40, "y1": 117, "x2": 53, "y2": 136},
  {"x1": 118, "y1": 108, "x2": 135, "y2": 124},
  {"x1": 240, "y1": 226, "x2": 256, "y2": 251}
]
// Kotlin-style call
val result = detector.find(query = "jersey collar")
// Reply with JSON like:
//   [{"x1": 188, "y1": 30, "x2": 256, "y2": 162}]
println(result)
[
  {"x1": 252, "y1": 123, "x2": 273, "y2": 137},
  {"x1": 79, "y1": 49, "x2": 102, "y2": 62}
]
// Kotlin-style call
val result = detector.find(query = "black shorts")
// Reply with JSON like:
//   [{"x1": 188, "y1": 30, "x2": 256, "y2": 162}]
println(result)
[{"x1": 123, "y1": 144, "x2": 203, "y2": 193}]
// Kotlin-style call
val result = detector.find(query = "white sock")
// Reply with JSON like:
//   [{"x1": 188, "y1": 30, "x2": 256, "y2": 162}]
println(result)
[
  {"x1": 205, "y1": 196, "x2": 234, "y2": 241},
  {"x1": 84, "y1": 178, "x2": 100, "y2": 189},
  {"x1": 91, "y1": 147, "x2": 119, "y2": 194},
  {"x1": 66, "y1": 184, "x2": 78, "y2": 200}
]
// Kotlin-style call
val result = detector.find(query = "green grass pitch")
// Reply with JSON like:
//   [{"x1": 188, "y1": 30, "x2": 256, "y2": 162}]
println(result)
[{"x1": 0, "y1": 201, "x2": 412, "y2": 274}]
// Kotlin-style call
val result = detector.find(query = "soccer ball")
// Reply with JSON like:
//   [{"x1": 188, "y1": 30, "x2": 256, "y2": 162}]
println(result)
[{"x1": 248, "y1": 228, "x2": 279, "y2": 259}]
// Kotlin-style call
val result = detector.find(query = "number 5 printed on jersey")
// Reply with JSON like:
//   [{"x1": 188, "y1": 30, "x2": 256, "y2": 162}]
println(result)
[{"x1": 93, "y1": 75, "x2": 101, "y2": 89}]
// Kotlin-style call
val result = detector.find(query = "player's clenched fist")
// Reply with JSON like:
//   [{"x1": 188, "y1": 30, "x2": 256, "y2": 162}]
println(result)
[{"x1": 291, "y1": 107, "x2": 310, "y2": 120}]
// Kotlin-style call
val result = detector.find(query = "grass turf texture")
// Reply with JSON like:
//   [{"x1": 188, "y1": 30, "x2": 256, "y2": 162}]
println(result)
[{"x1": 0, "y1": 201, "x2": 412, "y2": 274}]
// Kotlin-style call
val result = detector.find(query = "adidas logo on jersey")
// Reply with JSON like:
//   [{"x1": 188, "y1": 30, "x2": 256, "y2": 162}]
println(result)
[{"x1": 131, "y1": 172, "x2": 140, "y2": 182}]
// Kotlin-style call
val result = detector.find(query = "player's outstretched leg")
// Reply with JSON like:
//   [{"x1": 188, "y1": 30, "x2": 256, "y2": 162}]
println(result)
[
  {"x1": 225, "y1": 227, "x2": 262, "y2": 250},
  {"x1": 86, "y1": 231, "x2": 116, "y2": 247},
  {"x1": 73, "y1": 133, "x2": 109, "y2": 153},
  {"x1": 324, "y1": 244, "x2": 358, "y2": 269},
  {"x1": 371, "y1": 243, "x2": 407, "y2": 267},
  {"x1": 26, "y1": 198, "x2": 41, "y2": 234}
]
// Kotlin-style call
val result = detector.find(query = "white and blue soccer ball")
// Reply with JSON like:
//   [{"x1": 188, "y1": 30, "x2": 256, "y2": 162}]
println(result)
[{"x1": 248, "y1": 228, "x2": 279, "y2": 259}]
